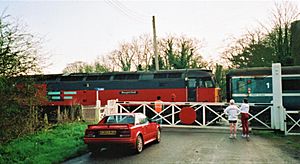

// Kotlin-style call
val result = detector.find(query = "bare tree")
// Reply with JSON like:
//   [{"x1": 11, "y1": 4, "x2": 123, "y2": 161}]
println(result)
[
  {"x1": 92, "y1": 34, "x2": 206, "y2": 72},
  {"x1": 159, "y1": 35, "x2": 206, "y2": 69},
  {"x1": 222, "y1": 1, "x2": 300, "y2": 68},
  {"x1": 268, "y1": 1, "x2": 300, "y2": 65},
  {"x1": 106, "y1": 34, "x2": 153, "y2": 71},
  {"x1": 131, "y1": 34, "x2": 153, "y2": 71},
  {"x1": 108, "y1": 43, "x2": 135, "y2": 71},
  {"x1": 62, "y1": 61, "x2": 87, "y2": 73},
  {"x1": 221, "y1": 29, "x2": 272, "y2": 68}
]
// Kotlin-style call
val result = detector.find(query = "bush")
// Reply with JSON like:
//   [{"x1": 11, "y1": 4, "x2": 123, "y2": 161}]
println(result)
[{"x1": 0, "y1": 122, "x2": 89, "y2": 164}]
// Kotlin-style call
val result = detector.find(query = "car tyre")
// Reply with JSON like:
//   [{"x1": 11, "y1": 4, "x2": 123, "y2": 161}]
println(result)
[
  {"x1": 135, "y1": 135, "x2": 143, "y2": 154},
  {"x1": 155, "y1": 129, "x2": 161, "y2": 143}
]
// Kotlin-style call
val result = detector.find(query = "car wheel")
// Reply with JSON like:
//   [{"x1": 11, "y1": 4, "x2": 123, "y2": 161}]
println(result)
[
  {"x1": 135, "y1": 135, "x2": 143, "y2": 153},
  {"x1": 155, "y1": 129, "x2": 161, "y2": 143}
]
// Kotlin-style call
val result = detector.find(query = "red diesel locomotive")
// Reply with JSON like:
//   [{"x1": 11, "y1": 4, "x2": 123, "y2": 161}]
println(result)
[{"x1": 34, "y1": 69, "x2": 220, "y2": 106}]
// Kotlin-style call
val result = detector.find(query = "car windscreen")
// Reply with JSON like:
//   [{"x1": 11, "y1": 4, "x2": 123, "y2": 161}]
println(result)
[{"x1": 105, "y1": 115, "x2": 135, "y2": 124}]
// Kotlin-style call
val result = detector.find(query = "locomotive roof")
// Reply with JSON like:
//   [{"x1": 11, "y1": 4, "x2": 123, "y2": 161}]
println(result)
[
  {"x1": 67, "y1": 68, "x2": 212, "y2": 76},
  {"x1": 30, "y1": 69, "x2": 213, "y2": 82},
  {"x1": 227, "y1": 66, "x2": 300, "y2": 77}
]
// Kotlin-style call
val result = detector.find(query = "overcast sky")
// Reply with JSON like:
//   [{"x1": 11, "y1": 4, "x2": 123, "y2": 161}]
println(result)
[{"x1": 1, "y1": 0, "x2": 300, "y2": 74}]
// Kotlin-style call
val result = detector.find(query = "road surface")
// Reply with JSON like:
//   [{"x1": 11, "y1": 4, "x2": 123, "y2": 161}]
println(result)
[{"x1": 64, "y1": 128, "x2": 299, "y2": 164}]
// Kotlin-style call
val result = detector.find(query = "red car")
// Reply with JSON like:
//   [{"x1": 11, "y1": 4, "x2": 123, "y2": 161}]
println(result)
[{"x1": 84, "y1": 113, "x2": 161, "y2": 153}]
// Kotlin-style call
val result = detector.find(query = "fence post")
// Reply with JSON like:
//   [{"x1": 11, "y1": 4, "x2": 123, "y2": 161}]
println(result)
[
  {"x1": 57, "y1": 106, "x2": 61, "y2": 122},
  {"x1": 172, "y1": 103, "x2": 175, "y2": 125},
  {"x1": 284, "y1": 110, "x2": 288, "y2": 135},
  {"x1": 203, "y1": 104, "x2": 206, "y2": 126},
  {"x1": 272, "y1": 63, "x2": 285, "y2": 131}
]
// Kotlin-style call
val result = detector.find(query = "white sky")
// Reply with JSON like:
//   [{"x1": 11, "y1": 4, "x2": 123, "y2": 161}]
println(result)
[{"x1": 1, "y1": 0, "x2": 299, "y2": 74}]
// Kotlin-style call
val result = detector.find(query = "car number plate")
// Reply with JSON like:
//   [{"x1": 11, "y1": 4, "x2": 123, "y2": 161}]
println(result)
[{"x1": 99, "y1": 130, "x2": 116, "y2": 135}]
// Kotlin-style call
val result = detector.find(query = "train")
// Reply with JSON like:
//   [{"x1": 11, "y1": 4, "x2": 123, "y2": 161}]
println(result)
[
  {"x1": 226, "y1": 66, "x2": 300, "y2": 110},
  {"x1": 27, "y1": 65, "x2": 300, "y2": 111},
  {"x1": 32, "y1": 69, "x2": 220, "y2": 107},
  {"x1": 17, "y1": 66, "x2": 300, "y2": 126}
]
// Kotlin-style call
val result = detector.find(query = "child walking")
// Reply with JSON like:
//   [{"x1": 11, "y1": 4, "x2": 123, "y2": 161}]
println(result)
[{"x1": 224, "y1": 99, "x2": 241, "y2": 138}]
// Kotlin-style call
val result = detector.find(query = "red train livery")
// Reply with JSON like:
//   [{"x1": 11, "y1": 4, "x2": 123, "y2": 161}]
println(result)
[{"x1": 33, "y1": 69, "x2": 220, "y2": 106}]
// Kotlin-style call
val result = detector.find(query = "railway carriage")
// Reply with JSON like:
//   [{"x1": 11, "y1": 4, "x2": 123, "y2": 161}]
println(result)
[{"x1": 226, "y1": 66, "x2": 300, "y2": 110}]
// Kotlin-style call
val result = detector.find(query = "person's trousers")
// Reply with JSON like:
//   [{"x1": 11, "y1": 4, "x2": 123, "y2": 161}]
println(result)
[{"x1": 241, "y1": 113, "x2": 249, "y2": 135}]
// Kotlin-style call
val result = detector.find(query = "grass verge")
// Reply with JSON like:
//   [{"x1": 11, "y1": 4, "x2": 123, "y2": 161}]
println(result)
[
  {"x1": 0, "y1": 122, "x2": 89, "y2": 164},
  {"x1": 253, "y1": 130, "x2": 300, "y2": 160}
]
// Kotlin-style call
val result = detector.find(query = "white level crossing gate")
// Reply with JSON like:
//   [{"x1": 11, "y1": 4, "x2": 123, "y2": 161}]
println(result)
[
  {"x1": 113, "y1": 101, "x2": 273, "y2": 130},
  {"x1": 117, "y1": 101, "x2": 226, "y2": 128},
  {"x1": 285, "y1": 110, "x2": 300, "y2": 135}
]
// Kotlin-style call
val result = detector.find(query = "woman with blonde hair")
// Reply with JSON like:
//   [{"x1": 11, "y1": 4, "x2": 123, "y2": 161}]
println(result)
[{"x1": 224, "y1": 99, "x2": 240, "y2": 138}]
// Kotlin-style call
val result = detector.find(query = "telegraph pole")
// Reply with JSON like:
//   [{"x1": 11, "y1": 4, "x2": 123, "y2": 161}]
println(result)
[{"x1": 152, "y1": 16, "x2": 159, "y2": 71}]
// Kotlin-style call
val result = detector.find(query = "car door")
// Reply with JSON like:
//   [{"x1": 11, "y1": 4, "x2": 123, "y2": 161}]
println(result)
[
  {"x1": 140, "y1": 114, "x2": 155, "y2": 142},
  {"x1": 146, "y1": 117, "x2": 157, "y2": 139},
  {"x1": 135, "y1": 114, "x2": 149, "y2": 141}
]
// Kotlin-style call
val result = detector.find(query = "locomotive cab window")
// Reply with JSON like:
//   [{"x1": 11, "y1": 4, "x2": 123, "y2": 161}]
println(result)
[
  {"x1": 199, "y1": 77, "x2": 214, "y2": 88},
  {"x1": 188, "y1": 79, "x2": 197, "y2": 88}
]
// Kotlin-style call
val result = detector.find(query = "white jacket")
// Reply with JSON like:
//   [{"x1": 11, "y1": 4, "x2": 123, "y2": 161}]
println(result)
[
  {"x1": 224, "y1": 105, "x2": 240, "y2": 121},
  {"x1": 240, "y1": 103, "x2": 249, "y2": 114}
]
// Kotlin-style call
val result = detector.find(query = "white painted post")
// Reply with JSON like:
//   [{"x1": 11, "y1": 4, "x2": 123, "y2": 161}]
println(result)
[
  {"x1": 96, "y1": 91, "x2": 100, "y2": 107},
  {"x1": 203, "y1": 105, "x2": 206, "y2": 126},
  {"x1": 95, "y1": 88, "x2": 104, "y2": 108},
  {"x1": 172, "y1": 104, "x2": 175, "y2": 125},
  {"x1": 280, "y1": 106, "x2": 286, "y2": 131},
  {"x1": 272, "y1": 63, "x2": 285, "y2": 131}
]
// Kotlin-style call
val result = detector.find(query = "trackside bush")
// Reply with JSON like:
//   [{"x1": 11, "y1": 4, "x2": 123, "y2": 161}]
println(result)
[{"x1": 0, "y1": 122, "x2": 88, "y2": 164}]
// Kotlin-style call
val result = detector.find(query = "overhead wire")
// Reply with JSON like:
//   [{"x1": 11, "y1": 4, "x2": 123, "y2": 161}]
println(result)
[
  {"x1": 104, "y1": 0, "x2": 150, "y2": 24},
  {"x1": 112, "y1": 0, "x2": 149, "y2": 20}
]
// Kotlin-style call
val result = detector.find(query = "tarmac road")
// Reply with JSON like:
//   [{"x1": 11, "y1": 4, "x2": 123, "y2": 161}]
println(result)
[{"x1": 63, "y1": 128, "x2": 299, "y2": 164}]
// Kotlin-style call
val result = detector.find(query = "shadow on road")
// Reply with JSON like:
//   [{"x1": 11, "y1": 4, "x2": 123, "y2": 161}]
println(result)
[{"x1": 89, "y1": 144, "x2": 153, "y2": 159}]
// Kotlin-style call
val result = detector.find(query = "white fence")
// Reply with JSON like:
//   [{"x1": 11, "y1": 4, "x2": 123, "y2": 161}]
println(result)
[
  {"x1": 81, "y1": 100, "x2": 300, "y2": 135},
  {"x1": 114, "y1": 101, "x2": 273, "y2": 130},
  {"x1": 285, "y1": 110, "x2": 300, "y2": 135}
]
